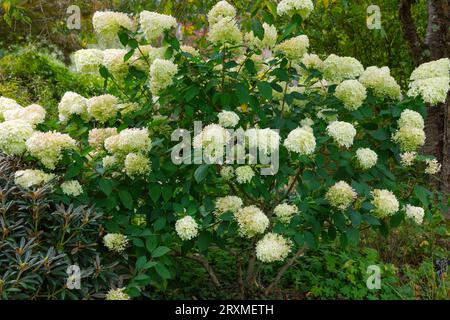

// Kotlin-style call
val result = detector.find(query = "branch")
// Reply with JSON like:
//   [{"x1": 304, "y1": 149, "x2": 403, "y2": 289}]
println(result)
[
  {"x1": 264, "y1": 245, "x2": 307, "y2": 296},
  {"x1": 424, "y1": 0, "x2": 449, "y2": 60},
  {"x1": 185, "y1": 253, "x2": 221, "y2": 288},
  {"x1": 398, "y1": 0, "x2": 425, "y2": 66}
]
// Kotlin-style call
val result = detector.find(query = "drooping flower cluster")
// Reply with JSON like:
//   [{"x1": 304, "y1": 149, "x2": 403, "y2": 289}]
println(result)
[
  {"x1": 425, "y1": 159, "x2": 441, "y2": 175},
  {"x1": 214, "y1": 196, "x2": 243, "y2": 217},
  {"x1": 218, "y1": 110, "x2": 239, "y2": 128},
  {"x1": 273, "y1": 203, "x2": 298, "y2": 224},
  {"x1": 72, "y1": 49, "x2": 104, "y2": 74},
  {"x1": 234, "y1": 205, "x2": 269, "y2": 238},
  {"x1": 105, "y1": 288, "x2": 130, "y2": 300},
  {"x1": 325, "y1": 181, "x2": 357, "y2": 210},
  {"x1": 244, "y1": 23, "x2": 277, "y2": 50},
  {"x1": 322, "y1": 54, "x2": 364, "y2": 83},
  {"x1": 88, "y1": 128, "x2": 118, "y2": 149},
  {"x1": 0, "y1": 96, "x2": 22, "y2": 121},
  {"x1": 277, "y1": 0, "x2": 314, "y2": 19},
  {"x1": 92, "y1": 11, "x2": 134, "y2": 48},
  {"x1": 139, "y1": 11, "x2": 177, "y2": 42},
  {"x1": 207, "y1": 16, "x2": 242, "y2": 46},
  {"x1": 175, "y1": 216, "x2": 199, "y2": 241},
  {"x1": 358, "y1": 66, "x2": 401, "y2": 100},
  {"x1": 220, "y1": 166, "x2": 235, "y2": 180},
  {"x1": 283, "y1": 127, "x2": 316, "y2": 155},
  {"x1": 275, "y1": 35, "x2": 309, "y2": 62},
  {"x1": 400, "y1": 151, "x2": 416, "y2": 167},
  {"x1": 326, "y1": 121, "x2": 356, "y2": 148},
  {"x1": 407, "y1": 58, "x2": 450, "y2": 104},
  {"x1": 256, "y1": 233, "x2": 293, "y2": 263},
  {"x1": 149, "y1": 58, "x2": 178, "y2": 96},
  {"x1": 392, "y1": 109, "x2": 425, "y2": 152},
  {"x1": 87, "y1": 94, "x2": 119, "y2": 123},
  {"x1": 3, "y1": 104, "x2": 46, "y2": 127},
  {"x1": 404, "y1": 204, "x2": 425, "y2": 224},
  {"x1": 58, "y1": 92, "x2": 90, "y2": 122},
  {"x1": 301, "y1": 53, "x2": 323, "y2": 70},
  {"x1": 334, "y1": 80, "x2": 367, "y2": 110},
  {"x1": 102, "y1": 49, "x2": 129, "y2": 79},
  {"x1": 103, "y1": 233, "x2": 129, "y2": 253},
  {"x1": 0, "y1": 120, "x2": 34, "y2": 155},
  {"x1": 371, "y1": 189, "x2": 399, "y2": 218},
  {"x1": 26, "y1": 131, "x2": 76, "y2": 169},
  {"x1": 356, "y1": 148, "x2": 377, "y2": 169},
  {"x1": 235, "y1": 165, "x2": 255, "y2": 184},
  {"x1": 207, "y1": 0, "x2": 236, "y2": 24},
  {"x1": 124, "y1": 152, "x2": 151, "y2": 177},
  {"x1": 14, "y1": 169, "x2": 56, "y2": 189},
  {"x1": 61, "y1": 180, "x2": 83, "y2": 197}
]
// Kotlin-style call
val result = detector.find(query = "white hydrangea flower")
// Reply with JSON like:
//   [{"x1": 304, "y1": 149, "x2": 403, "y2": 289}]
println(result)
[
  {"x1": 404, "y1": 204, "x2": 425, "y2": 224},
  {"x1": 425, "y1": 159, "x2": 441, "y2": 175},
  {"x1": 275, "y1": 35, "x2": 309, "y2": 62},
  {"x1": 325, "y1": 181, "x2": 357, "y2": 210},
  {"x1": 300, "y1": 117, "x2": 314, "y2": 127},
  {"x1": 371, "y1": 189, "x2": 399, "y2": 218},
  {"x1": 392, "y1": 126, "x2": 425, "y2": 152},
  {"x1": 0, "y1": 120, "x2": 34, "y2": 155},
  {"x1": 104, "y1": 128, "x2": 152, "y2": 155},
  {"x1": 88, "y1": 128, "x2": 118, "y2": 148},
  {"x1": 359, "y1": 66, "x2": 401, "y2": 100},
  {"x1": 105, "y1": 288, "x2": 130, "y2": 300},
  {"x1": 103, "y1": 233, "x2": 128, "y2": 253},
  {"x1": 139, "y1": 11, "x2": 177, "y2": 42},
  {"x1": 274, "y1": 203, "x2": 298, "y2": 224},
  {"x1": 214, "y1": 195, "x2": 243, "y2": 217},
  {"x1": 398, "y1": 109, "x2": 424, "y2": 129},
  {"x1": 322, "y1": 54, "x2": 364, "y2": 83},
  {"x1": 102, "y1": 155, "x2": 119, "y2": 169},
  {"x1": 117, "y1": 102, "x2": 140, "y2": 116},
  {"x1": 149, "y1": 58, "x2": 178, "y2": 96},
  {"x1": 124, "y1": 152, "x2": 151, "y2": 177},
  {"x1": 193, "y1": 124, "x2": 231, "y2": 162},
  {"x1": 334, "y1": 80, "x2": 367, "y2": 110},
  {"x1": 246, "y1": 128, "x2": 280, "y2": 155},
  {"x1": 283, "y1": 127, "x2": 316, "y2": 155},
  {"x1": 218, "y1": 110, "x2": 239, "y2": 128},
  {"x1": 61, "y1": 180, "x2": 83, "y2": 197},
  {"x1": 235, "y1": 165, "x2": 255, "y2": 184},
  {"x1": 277, "y1": 0, "x2": 314, "y2": 19},
  {"x1": 87, "y1": 94, "x2": 119, "y2": 123},
  {"x1": 0, "y1": 96, "x2": 22, "y2": 121},
  {"x1": 175, "y1": 216, "x2": 199, "y2": 241},
  {"x1": 58, "y1": 92, "x2": 89, "y2": 122},
  {"x1": 134, "y1": 45, "x2": 168, "y2": 67},
  {"x1": 234, "y1": 205, "x2": 269, "y2": 238},
  {"x1": 14, "y1": 169, "x2": 56, "y2": 189},
  {"x1": 244, "y1": 23, "x2": 278, "y2": 50},
  {"x1": 220, "y1": 166, "x2": 235, "y2": 180},
  {"x1": 407, "y1": 77, "x2": 449, "y2": 105},
  {"x1": 356, "y1": 148, "x2": 377, "y2": 169},
  {"x1": 93, "y1": 11, "x2": 134, "y2": 48},
  {"x1": 72, "y1": 49, "x2": 104, "y2": 74},
  {"x1": 180, "y1": 45, "x2": 200, "y2": 57},
  {"x1": 26, "y1": 131, "x2": 76, "y2": 169},
  {"x1": 102, "y1": 49, "x2": 129, "y2": 79},
  {"x1": 3, "y1": 104, "x2": 46, "y2": 127},
  {"x1": 301, "y1": 53, "x2": 323, "y2": 70},
  {"x1": 207, "y1": 0, "x2": 236, "y2": 25},
  {"x1": 326, "y1": 121, "x2": 356, "y2": 148},
  {"x1": 256, "y1": 233, "x2": 293, "y2": 263},
  {"x1": 400, "y1": 151, "x2": 416, "y2": 167},
  {"x1": 207, "y1": 17, "x2": 242, "y2": 46},
  {"x1": 410, "y1": 58, "x2": 450, "y2": 81}
]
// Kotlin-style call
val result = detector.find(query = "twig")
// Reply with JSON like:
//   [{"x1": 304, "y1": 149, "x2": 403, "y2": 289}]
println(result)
[{"x1": 186, "y1": 253, "x2": 221, "y2": 288}]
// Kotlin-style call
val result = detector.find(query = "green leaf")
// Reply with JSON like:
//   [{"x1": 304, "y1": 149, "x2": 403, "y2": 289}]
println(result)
[
  {"x1": 162, "y1": 185, "x2": 173, "y2": 201},
  {"x1": 145, "y1": 236, "x2": 158, "y2": 252},
  {"x1": 194, "y1": 164, "x2": 209, "y2": 182},
  {"x1": 197, "y1": 232, "x2": 212, "y2": 251},
  {"x1": 414, "y1": 185, "x2": 430, "y2": 207},
  {"x1": 155, "y1": 263, "x2": 171, "y2": 279},
  {"x1": 153, "y1": 216, "x2": 166, "y2": 231},
  {"x1": 136, "y1": 256, "x2": 147, "y2": 270},
  {"x1": 99, "y1": 179, "x2": 113, "y2": 196},
  {"x1": 257, "y1": 81, "x2": 272, "y2": 100},
  {"x1": 185, "y1": 86, "x2": 200, "y2": 102},
  {"x1": 119, "y1": 190, "x2": 133, "y2": 209},
  {"x1": 152, "y1": 246, "x2": 170, "y2": 258},
  {"x1": 235, "y1": 83, "x2": 249, "y2": 104},
  {"x1": 149, "y1": 184, "x2": 161, "y2": 203}
]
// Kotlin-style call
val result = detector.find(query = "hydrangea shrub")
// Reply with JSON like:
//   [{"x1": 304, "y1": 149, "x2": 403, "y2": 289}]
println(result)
[{"x1": 0, "y1": 1, "x2": 448, "y2": 298}]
